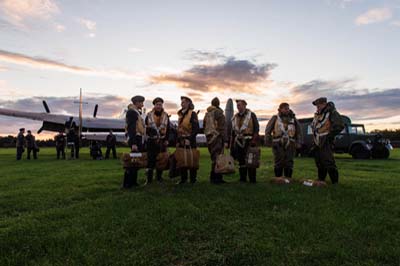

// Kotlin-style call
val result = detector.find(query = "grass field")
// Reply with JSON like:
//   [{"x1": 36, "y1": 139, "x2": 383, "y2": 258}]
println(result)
[{"x1": 0, "y1": 147, "x2": 399, "y2": 266}]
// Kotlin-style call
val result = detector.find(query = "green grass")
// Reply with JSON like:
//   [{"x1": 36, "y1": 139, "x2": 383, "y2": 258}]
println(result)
[{"x1": 0, "y1": 147, "x2": 399, "y2": 266}]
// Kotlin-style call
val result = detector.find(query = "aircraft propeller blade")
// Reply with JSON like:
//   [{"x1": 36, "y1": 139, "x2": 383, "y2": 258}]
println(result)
[
  {"x1": 93, "y1": 104, "x2": 98, "y2": 118},
  {"x1": 43, "y1": 101, "x2": 50, "y2": 113}
]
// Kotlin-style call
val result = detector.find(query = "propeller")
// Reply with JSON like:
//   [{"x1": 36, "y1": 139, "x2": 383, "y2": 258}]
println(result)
[
  {"x1": 42, "y1": 100, "x2": 50, "y2": 113},
  {"x1": 93, "y1": 104, "x2": 98, "y2": 118}
]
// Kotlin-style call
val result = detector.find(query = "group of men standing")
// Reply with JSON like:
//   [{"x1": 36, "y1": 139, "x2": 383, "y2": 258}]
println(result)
[
  {"x1": 16, "y1": 128, "x2": 39, "y2": 160},
  {"x1": 122, "y1": 95, "x2": 344, "y2": 188}
]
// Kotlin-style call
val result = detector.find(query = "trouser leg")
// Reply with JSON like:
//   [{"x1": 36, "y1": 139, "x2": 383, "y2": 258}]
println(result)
[
  {"x1": 190, "y1": 169, "x2": 197, "y2": 183},
  {"x1": 27, "y1": 148, "x2": 31, "y2": 159},
  {"x1": 112, "y1": 147, "x2": 117, "y2": 159},
  {"x1": 146, "y1": 169, "x2": 153, "y2": 184},
  {"x1": 105, "y1": 147, "x2": 110, "y2": 159},
  {"x1": 248, "y1": 168, "x2": 257, "y2": 183},
  {"x1": 179, "y1": 168, "x2": 188, "y2": 184},
  {"x1": 156, "y1": 169, "x2": 163, "y2": 182}
]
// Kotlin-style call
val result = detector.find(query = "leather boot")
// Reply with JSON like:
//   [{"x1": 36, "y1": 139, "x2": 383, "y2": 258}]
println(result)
[
  {"x1": 239, "y1": 167, "x2": 247, "y2": 182},
  {"x1": 274, "y1": 167, "x2": 283, "y2": 177},
  {"x1": 156, "y1": 170, "x2": 164, "y2": 182},
  {"x1": 284, "y1": 168, "x2": 293, "y2": 178},
  {"x1": 328, "y1": 168, "x2": 339, "y2": 184},
  {"x1": 318, "y1": 168, "x2": 327, "y2": 181},
  {"x1": 190, "y1": 169, "x2": 197, "y2": 184},
  {"x1": 144, "y1": 169, "x2": 153, "y2": 186},
  {"x1": 248, "y1": 168, "x2": 257, "y2": 183}
]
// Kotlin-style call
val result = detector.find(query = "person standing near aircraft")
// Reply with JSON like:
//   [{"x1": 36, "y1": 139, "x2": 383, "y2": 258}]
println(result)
[
  {"x1": 105, "y1": 130, "x2": 117, "y2": 159},
  {"x1": 230, "y1": 100, "x2": 260, "y2": 183},
  {"x1": 54, "y1": 131, "x2": 66, "y2": 159},
  {"x1": 176, "y1": 96, "x2": 199, "y2": 184},
  {"x1": 265, "y1": 103, "x2": 302, "y2": 178},
  {"x1": 144, "y1": 97, "x2": 170, "y2": 185},
  {"x1": 66, "y1": 128, "x2": 77, "y2": 159},
  {"x1": 122, "y1": 95, "x2": 146, "y2": 189},
  {"x1": 311, "y1": 97, "x2": 344, "y2": 184},
  {"x1": 203, "y1": 97, "x2": 228, "y2": 184},
  {"x1": 16, "y1": 128, "x2": 25, "y2": 160},
  {"x1": 25, "y1": 130, "x2": 38, "y2": 160}
]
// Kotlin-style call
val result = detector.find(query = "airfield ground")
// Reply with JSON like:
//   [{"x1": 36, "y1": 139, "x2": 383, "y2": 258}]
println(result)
[{"x1": 0, "y1": 147, "x2": 399, "y2": 266}]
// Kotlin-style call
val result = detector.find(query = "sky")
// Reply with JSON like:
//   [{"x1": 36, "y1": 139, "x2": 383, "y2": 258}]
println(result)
[{"x1": 0, "y1": 0, "x2": 399, "y2": 138}]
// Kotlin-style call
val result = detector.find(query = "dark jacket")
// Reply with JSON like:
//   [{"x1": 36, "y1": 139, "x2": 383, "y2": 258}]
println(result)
[
  {"x1": 25, "y1": 134, "x2": 36, "y2": 148},
  {"x1": 106, "y1": 133, "x2": 117, "y2": 147},
  {"x1": 126, "y1": 108, "x2": 144, "y2": 151},
  {"x1": 16, "y1": 132, "x2": 25, "y2": 148}
]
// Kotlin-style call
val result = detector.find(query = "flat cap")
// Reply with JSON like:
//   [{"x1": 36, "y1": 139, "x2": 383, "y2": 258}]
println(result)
[
  {"x1": 279, "y1": 102, "x2": 289, "y2": 109},
  {"x1": 152, "y1": 97, "x2": 164, "y2": 105},
  {"x1": 235, "y1": 99, "x2": 247, "y2": 105},
  {"x1": 181, "y1": 96, "x2": 193, "y2": 103},
  {"x1": 312, "y1": 97, "x2": 327, "y2": 106},
  {"x1": 131, "y1": 95, "x2": 145, "y2": 103},
  {"x1": 19, "y1": 128, "x2": 25, "y2": 131}
]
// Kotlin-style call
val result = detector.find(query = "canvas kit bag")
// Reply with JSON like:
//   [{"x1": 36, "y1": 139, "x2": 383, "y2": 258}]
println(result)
[
  {"x1": 175, "y1": 146, "x2": 200, "y2": 169},
  {"x1": 121, "y1": 152, "x2": 147, "y2": 168},
  {"x1": 271, "y1": 177, "x2": 293, "y2": 185},
  {"x1": 245, "y1": 146, "x2": 261, "y2": 168},
  {"x1": 302, "y1": 179, "x2": 327, "y2": 187},
  {"x1": 156, "y1": 151, "x2": 170, "y2": 170},
  {"x1": 215, "y1": 150, "x2": 235, "y2": 174}
]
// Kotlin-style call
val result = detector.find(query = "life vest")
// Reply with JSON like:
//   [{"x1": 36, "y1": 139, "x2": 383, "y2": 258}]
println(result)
[
  {"x1": 232, "y1": 110, "x2": 254, "y2": 147},
  {"x1": 272, "y1": 114, "x2": 296, "y2": 148},
  {"x1": 147, "y1": 110, "x2": 168, "y2": 139},
  {"x1": 311, "y1": 111, "x2": 331, "y2": 146},
  {"x1": 232, "y1": 109, "x2": 254, "y2": 136},
  {"x1": 178, "y1": 109, "x2": 193, "y2": 137}
]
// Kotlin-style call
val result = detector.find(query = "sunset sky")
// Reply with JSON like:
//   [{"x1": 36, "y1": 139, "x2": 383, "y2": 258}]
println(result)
[{"x1": 1, "y1": 0, "x2": 399, "y2": 138}]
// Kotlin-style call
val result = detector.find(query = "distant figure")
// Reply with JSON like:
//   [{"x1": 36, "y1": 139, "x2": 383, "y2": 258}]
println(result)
[
  {"x1": 25, "y1": 130, "x2": 38, "y2": 160},
  {"x1": 90, "y1": 141, "x2": 103, "y2": 160},
  {"x1": 105, "y1": 130, "x2": 117, "y2": 159},
  {"x1": 16, "y1": 128, "x2": 25, "y2": 160},
  {"x1": 54, "y1": 131, "x2": 66, "y2": 159},
  {"x1": 66, "y1": 128, "x2": 77, "y2": 159}
]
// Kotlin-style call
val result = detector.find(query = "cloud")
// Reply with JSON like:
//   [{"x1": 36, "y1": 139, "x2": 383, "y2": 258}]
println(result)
[
  {"x1": 0, "y1": 65, "x2": 8, "y2": 72},
  {"x1": 54, "y1": 23, "x2": 65, "y2": 32},
  {"x1": 0, "y1": 0, "x2": 59, "y2": 29},
  {"x1": 87, "y1": 32, "x2": 96, "y2": 38},
  {"x1": 0, "y1": 49, "x2": 142, "y2": 79},
  {"x1": 150, "y1": 50, "x2": 277, "y2": 93},
  {"x1": 355, "y1": 7, "x2": 392, "y2": 25},
  {"x1": 390, "y1": 20, "x2": 400, "y2": 27},
  {"x1": 128, "y1": 47, "x2": 143, "y2": 53},
  {"x1": 77, "y1": 18, "x2": 96, "y2": 31},
  {"x1": 288, "y1": 79, "x2": 400, "y2": 121}
]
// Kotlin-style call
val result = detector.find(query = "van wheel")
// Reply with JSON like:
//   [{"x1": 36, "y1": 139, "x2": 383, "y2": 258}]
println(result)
[{"x1": 351, "y1": 145, "x2": 371, "y2": 159}]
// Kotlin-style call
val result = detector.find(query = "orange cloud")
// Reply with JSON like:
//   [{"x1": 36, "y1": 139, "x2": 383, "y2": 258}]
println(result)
[
  {"x1": 150, "y1": 51, "x2": 277, "y2": 94},
  {"x1": 0, "y1": 49, "x2": 142, "y2": 79}
]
